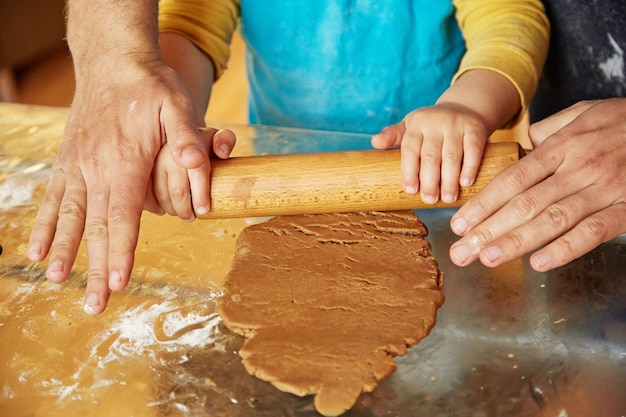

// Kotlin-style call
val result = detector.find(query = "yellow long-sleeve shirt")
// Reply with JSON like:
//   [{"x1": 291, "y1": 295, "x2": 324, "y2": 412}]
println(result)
[{"x1": 159, "y1": 0, "x2": 549, "y2": 128}]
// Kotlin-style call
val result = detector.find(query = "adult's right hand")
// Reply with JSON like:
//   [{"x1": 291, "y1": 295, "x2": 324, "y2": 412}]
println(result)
[
  {"x1": 26, "y1": 0, "x2": 208, "y2": 315},
  {"x1": 28, "y1": 59, "x2": 207, "y2": 315}
]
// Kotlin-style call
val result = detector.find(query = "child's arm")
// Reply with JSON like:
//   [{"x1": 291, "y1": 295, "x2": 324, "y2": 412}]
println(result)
[
  {"x1": 158, "y1": 0, "x2": 239, "y2": 123},
  {"x1": 373, "y1": 0, "x2": 549, "y2": 204}
]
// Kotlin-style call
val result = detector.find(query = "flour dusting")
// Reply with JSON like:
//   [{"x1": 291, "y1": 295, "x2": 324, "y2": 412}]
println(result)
[
  {"x1": 598, "y1": 33, "x2": 625, "y2": 82},
  {"x1": 0, "y1": 177, "x2": 37, "y2": 210},
  {"x1": 94, "y1": 300, "x2": 221, "y2": 367}
]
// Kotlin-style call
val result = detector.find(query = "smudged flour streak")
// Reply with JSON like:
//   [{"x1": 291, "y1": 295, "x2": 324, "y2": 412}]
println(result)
[{"x1": 598, "y1": 33, "x2": 625, "y2": 82}]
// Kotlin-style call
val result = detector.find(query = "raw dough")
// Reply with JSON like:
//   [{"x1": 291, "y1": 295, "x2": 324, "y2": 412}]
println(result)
[{"x1": 217, "y1": 211, "x2": 444, "y2": 416}]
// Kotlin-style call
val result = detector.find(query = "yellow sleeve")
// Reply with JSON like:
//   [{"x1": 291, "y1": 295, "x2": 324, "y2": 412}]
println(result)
[
  {"x1": 158, "y1": 0, "x2": 240, "y2": 80},
  {"x1": 452, "y1": 0, "x2": 550, "y2": 124}
]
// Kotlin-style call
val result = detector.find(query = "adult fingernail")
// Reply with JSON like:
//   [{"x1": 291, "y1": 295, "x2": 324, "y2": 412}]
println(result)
[
  {"x1": 451, "y1": 217, "x2": 468, "y2": 235},
  {"x1": 195, "y1": 206, "x2": 209, "y2": 215},
  {"x1": 48, "y1": 260, "x2": 63, "y2": 272},
  {"x1": 450, "y1": 243, "x2": 471, "y2": 265},
  {"x1": 182, "y1": 146, "x2": 202, "y2": 156},
  {"x1": 46, "y1": 260, "x2": 64, "y2": 281},
  {"x1": 83, "y1": 293, "x2": 100, "y2": 315},
  {"x1": 27, "y1": 242, "x2": 42, "y2": 259},
  {"x1": 531, "y1": 251, "x2": 551, "y2": 271},
  {"x1": 482, "y1": 245, "x2": 501, "y2": 263},
  {"x1": 180, "y1": 147, "x2": 204, "y2": 161},
  {"x1": 404, "y1": 185, "x2": 418, "y2": 195},
  {"x1": 109, "y1": 270, "x2": 122, "y2": 290}
]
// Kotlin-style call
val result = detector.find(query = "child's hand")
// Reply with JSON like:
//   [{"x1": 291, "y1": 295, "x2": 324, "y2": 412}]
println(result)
[
  {"x1": 371, "y1": 102, "x2": 488, "y2": 204},
  {"x1": 144, "y1": 128, "x2": 236, "y2": 220}
]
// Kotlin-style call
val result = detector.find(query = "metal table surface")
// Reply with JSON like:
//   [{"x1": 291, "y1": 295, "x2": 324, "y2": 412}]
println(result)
[{"x1": 0, "y1": 103, "x2": 624, "y2": 417}]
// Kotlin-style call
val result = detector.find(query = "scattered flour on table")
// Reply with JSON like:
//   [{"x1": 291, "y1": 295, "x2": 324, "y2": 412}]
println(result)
[
  {"x1": 0, "y1": 177, "x2": 37, "y2": 210},
  {"x1": 0, "y1": 161, "x2": 49, "y2": 210},
  {"x1": 94, "y1": 300, "x2": 222, "y2": 367},
  {"x1": 32, "y1": 299, "x2": 223, "y2": 403}
]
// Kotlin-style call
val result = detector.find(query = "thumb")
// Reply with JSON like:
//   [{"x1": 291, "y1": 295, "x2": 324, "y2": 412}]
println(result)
[
  {"x1": 161, "y1": 99, "x2": 206, "y2": 169},
  {"x1": 371, "y1": 122, "x2": 406, "y2": 149},
  {"x1": 528, "y1": 100, "x2": 595, "y2": 148}
]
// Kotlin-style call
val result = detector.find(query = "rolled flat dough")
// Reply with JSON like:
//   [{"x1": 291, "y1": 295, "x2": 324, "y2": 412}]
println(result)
[{"x1": 217, "y1": 211, "x2": 444, "y2": 416}]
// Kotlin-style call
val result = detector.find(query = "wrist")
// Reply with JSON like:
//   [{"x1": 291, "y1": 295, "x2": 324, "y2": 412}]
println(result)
[
  {"x1": 160, "y1": 33, "x2": 214, "y2": 123},
  {"x1": 433, "y1": 100, "x2": 491, "y2": 133},
  {"x1": 439, "y1": 69, "x2": 520, "y2": 133}
]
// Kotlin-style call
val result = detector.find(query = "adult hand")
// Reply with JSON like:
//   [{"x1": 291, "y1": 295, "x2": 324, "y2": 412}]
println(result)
[
  {"x1": 27, "y1": 60, "x2": 207, "y2": 315},
  {"x1": 449, "y1": 99, "x2": 626, "y2": 271},
  {"x1": 26, "y1": 0, "x2": 216, "y2": 315}
]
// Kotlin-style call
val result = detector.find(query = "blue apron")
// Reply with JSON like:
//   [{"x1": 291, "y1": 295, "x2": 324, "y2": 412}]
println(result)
[{"x1": 240, "y1": 1, "x2": 465, "y2": 152}]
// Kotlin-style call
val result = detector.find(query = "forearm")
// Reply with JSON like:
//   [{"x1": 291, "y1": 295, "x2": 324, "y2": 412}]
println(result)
[
  {"x1": 159, "y1": 33, "x2": 215, "y2": 125},
  {"x1": 453, "y1": 0, "x2": 549, "y2": 121},
  {"x1": 437, "y1": 69, "x2": 520, "y2": 133},
  {"x1": 158, "y1": 0, "x2": 239, "y2": 80},
  {"x1": 67, "y1": 0, "x2": 162, "y2": 82}
]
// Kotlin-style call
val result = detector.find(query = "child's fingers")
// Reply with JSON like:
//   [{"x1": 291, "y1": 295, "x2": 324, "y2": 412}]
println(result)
[
  {"x1": 399, "y1": 129, "x2": 423, "y2": 195},
  {"x1": 440, "y1": 138, "x2": 463, "y2": 203},
  {"x1": 188, "y1": 162, "x2": 212, "y2": 216},
  {"x1": 459, "y1": 136, "x2": 486, "y2": 188},
  {"x1": 152, "y1": 155, "x2": 176, "y2": 216},
  {"x1": 167, "y1": 170, "x2": 194, "y2": 221},
  {"x1": 211, "y1": 129, "x2": 237, "y2": 159},
  {"x1": 417, "y1": 134, "x2": 443, "y2": 204},
  {"x1": 143, "y1": 175, "x2": 165, "y2": 215},
  {"x1": 188, "y1": 128, "x2": 236, "y2": 215}
]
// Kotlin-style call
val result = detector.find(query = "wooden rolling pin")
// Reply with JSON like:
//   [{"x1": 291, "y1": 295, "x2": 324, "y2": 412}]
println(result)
[{"x1": 197, "y1": 142, "x2": 524, "y2": 219}]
